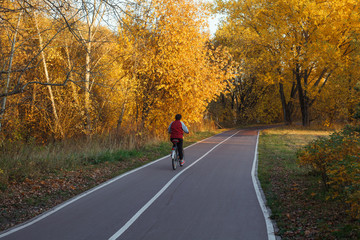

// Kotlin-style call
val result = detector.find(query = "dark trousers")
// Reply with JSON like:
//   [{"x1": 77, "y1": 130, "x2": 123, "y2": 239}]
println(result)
[{"x1": 170, "y1": 138, "x2": 184, "y2": 160}]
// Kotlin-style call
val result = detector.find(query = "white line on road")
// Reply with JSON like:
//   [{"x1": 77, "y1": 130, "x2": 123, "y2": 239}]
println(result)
[
  {"x1": 251, "y1": 131, "x2": 276, "y2": 240},
  {"x1": 0, "y1": 130, "x2": 230, "y2": 238},
  {"x1": 0, "y1": 154, "x2": 167, "y2": 238},
  {"x1": 108, "y1": 130, "x2": 241, "y2": 240}
]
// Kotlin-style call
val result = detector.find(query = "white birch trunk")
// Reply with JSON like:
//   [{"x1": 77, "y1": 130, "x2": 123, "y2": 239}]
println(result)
[
  {"x1": 81, "y1": 0, "x2": 105, "y2": 135},
  {"x1": 0, "y1": 11, "x2": 22, "y2": 132},
  {"x1": 34, "y1": 12, "x2": 64, "y2": 138},
  {"x1": 84, "y1": 39, "x2": 92, "y2": 134},
  {"x1": 64, "y1": 45, "x2": 81, "y2": 109}
]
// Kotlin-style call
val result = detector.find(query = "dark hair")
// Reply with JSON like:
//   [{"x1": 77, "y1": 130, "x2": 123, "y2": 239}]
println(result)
[{"x1": 175, "y1": 114, "x2": 182, "y2": 120}]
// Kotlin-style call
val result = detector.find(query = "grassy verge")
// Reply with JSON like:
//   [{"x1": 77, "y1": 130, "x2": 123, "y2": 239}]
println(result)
[
  {"x1": 258, "y1": 126, "x2": 360, "y2": 239},
  {"x1": 0, "y1": 129, "x2": 224, "y2": 232}
]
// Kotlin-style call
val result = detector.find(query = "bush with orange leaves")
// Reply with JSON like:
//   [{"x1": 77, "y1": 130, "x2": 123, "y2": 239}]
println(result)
[{"x1": 297, "y1": 125, "x2": 360, "y2": 219}]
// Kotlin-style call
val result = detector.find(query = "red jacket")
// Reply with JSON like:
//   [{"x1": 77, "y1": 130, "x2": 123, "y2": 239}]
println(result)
[{"x1": 168, "y1": 120, "x2": 189, "y2": 139}]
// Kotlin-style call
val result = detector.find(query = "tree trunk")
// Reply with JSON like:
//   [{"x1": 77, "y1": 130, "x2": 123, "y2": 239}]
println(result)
[
  {"x1": 64, "y1": 45, "x2": 81, "y2": 109},
  {"x1": 80, "y1": 0, "x2": 106, "y2": 136},
  {"x1": 295, "y1": 64, "x2": 311, "y2": 126},
  {"x1": 117, "y1": 102, "x2": 126, "y2": 131},
  {"x1": 84, "y1": 40, "x2": 92, "y2": 135},
  {"x1": 279, "y1": 83, "x2": 291, "y2": 125},
  {"x1": 279, "y1": 81, "x2": 297, "y2": 125},
  {"x1": 34, "y1": 12, "x2": 64, "y2": 138},
  {"x1": 0, "y1": 11, "x2": 22, "y2": 132},
  {"x1": 31, "y1": 84, "x2": 37, "y2": 115}
]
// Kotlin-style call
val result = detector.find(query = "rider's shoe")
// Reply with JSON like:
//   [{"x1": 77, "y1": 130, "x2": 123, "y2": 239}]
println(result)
[{"x1": 180, "y1": 160, "x2": 185, "y2": 166}]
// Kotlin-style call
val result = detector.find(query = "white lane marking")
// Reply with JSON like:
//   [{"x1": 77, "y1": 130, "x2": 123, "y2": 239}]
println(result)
[
  {"x1": 0, "y1": 131, "x2": 230, "y2": 238},
  {"x1": 251, "y1": 131, "x2": 276, "y2": 240},
  {"x1": 108, "y1": 130, "x2": 241, "y2": 240},
  {"x1": 0, "y1": 155, "x2": 167, "y2": 239}
]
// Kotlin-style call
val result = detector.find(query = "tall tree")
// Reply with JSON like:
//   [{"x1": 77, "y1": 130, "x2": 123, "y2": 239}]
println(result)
[
  {"x1": 0, "y1": 0, "x2": 232, "y2": 142},
  {"x1": 215, "y1": 0, "x2": 360, "y2": 126},
  {"x1": 33, "y1": 10, "x2": 64, "y2": 138},
  {"x1": 0, "y1": 5, "x2": 22, "y2": 131},
  {"x1": 118, "y1": 0, "x2": 229, "y2": 134}
]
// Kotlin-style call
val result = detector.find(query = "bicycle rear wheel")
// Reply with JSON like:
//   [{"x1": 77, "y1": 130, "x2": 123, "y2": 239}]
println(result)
[{"x1": 171, "y1": 149, "x2": 177, "y2": 170}]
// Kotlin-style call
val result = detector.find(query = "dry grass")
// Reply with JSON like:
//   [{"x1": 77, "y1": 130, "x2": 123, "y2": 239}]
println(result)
[{"x1": 0, "y1": 123, "x2": 222, "y2": 231}]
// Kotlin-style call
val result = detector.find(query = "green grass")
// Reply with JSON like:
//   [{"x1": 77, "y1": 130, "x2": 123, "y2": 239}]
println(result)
[
  {"x1": 86, "y1": 149, "x2": 144, "y2": 165},
  {"x1": 258, "y1": 126, "x2": 359, "y2": 239}
]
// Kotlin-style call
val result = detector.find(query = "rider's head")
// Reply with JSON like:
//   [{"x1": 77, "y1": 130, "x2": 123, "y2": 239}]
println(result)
[{"x1": 175, "y1": 114, "x2": 182, "y2": 120}]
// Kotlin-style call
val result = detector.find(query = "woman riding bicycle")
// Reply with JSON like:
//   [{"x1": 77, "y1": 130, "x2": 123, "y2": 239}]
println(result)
[{"x1": 168, "y1": 114, "x2": 189, "y2": 166}]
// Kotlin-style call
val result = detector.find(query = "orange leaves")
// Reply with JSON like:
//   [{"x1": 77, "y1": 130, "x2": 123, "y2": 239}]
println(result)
[
  {"x1": 0, "y1": 0, "x2": 230, "y2": 141},
  {"x1": 116, "y1": 0, "x2": 228, "y2": 135},
  {"x1": 214, "y1": 0, "x2": 360, "y2": 126}
]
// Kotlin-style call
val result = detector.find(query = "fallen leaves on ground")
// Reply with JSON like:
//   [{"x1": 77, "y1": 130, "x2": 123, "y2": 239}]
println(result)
[{"x1": 268, "y1": 164, "x2": 359, "y2": 239}]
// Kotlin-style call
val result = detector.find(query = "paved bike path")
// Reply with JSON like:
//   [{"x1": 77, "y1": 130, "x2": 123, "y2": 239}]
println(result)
[{"x1": 0, "y1": 129, "x2": 274, "y2": 240}]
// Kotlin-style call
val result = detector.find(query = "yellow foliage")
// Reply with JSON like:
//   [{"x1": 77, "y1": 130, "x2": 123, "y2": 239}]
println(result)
[
  {"x1": 0, "y1": 0, "x2": 232, "y2": 141},
  {"x1": 214, "y1": 0, "x2": 360, "y2": 125},
  {"x1": 117, "y1": 0, "x2": 230, "y2": 136}
]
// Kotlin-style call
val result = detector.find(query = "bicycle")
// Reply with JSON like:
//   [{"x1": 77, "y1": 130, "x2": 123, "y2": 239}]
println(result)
[{"x1": 171, "y1": 139, "x2": 181, "y2": 170}]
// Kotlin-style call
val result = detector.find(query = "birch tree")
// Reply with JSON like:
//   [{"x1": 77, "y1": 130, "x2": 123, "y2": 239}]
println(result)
[
  {"x1": 33, "y1": 10, "x2": 65, "y2": 138},
  {"x1": 0, "y1": 8, "x2": 22, "y2": 132}
]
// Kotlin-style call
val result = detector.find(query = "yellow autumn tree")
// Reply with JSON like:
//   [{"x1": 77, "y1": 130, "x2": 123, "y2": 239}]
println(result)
[
  {"x1": 0, "y1": 0, "x2": 126, "y2": 140},
  {"x1": 0, "y1": 1, "x2": 68, "y2": 141},
  {"x1": 211, "y1": 12, "x2": 282, "y2": 125},
  {"x1": 1, "y1": 0, "x2": 230, "y2": 142},
  {"x1": 214, "y1": 0, "x2": 360, "y2": 126},
  {"x1": 118, "y1": 0, "x2": 230, "y2": 136}
]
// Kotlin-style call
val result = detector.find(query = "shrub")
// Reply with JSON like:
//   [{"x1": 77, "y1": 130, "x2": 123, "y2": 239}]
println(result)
[{"x1": 297, "y1": 125, "x2": 360, "y2": 219}]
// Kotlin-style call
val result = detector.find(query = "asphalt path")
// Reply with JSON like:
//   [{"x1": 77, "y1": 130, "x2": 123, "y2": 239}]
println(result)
[{"x1": 0, "y1": 129, "x2": 275, "y2": 240}]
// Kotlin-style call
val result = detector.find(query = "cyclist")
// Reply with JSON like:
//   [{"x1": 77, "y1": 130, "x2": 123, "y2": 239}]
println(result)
[{"x1": 168, "y1": 114, "x2": 189, "y2": 166}]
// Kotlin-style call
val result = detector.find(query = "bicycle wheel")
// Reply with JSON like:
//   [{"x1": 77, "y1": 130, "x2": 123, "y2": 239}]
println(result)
[{"x1": 171, "y1": 149, "x2": 177, "y2": 170}]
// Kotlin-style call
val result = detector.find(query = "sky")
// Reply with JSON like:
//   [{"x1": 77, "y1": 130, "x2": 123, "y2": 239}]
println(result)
[
  {"x1": 208, "y1": 14, "x2": 221, "y2": 35},
  {"x1": 205, "y1": 0, "x2": 224, "y2": 36}
]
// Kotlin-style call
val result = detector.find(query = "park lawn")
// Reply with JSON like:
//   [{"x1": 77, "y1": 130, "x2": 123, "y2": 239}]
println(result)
[{"x1": 258, "y1": 126, "x2": 360, "y2": 239}]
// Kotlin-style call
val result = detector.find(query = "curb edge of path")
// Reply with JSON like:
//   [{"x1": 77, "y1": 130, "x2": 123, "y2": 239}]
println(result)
[{"x1": 252, "y1": 131, "x2": 281, "y2": 240}]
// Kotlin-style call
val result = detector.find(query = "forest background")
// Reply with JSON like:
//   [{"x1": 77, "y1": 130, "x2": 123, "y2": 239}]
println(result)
[{"x1": 1, "y1": 0, "x2": 360, "y2": 144}]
